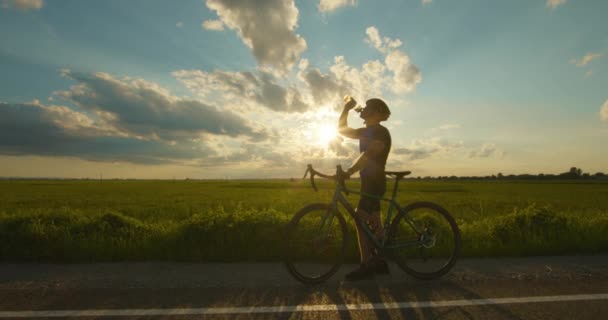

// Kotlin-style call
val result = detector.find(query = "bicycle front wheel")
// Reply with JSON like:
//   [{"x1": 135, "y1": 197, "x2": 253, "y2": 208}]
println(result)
[
  {"x1": 283, "y1": 203, "x2": 347, "y2": 284},
  {"x1": 386, "y1": 201, "x2": 461, "y2": 280}
]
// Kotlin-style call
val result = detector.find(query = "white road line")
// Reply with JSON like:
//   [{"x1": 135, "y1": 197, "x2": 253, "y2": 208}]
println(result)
[{"x1": 1, "y1": 293, "x2": 608, "y2": 318}]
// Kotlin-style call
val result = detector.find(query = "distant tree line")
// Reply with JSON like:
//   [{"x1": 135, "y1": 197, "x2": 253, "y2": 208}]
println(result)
[{"x1": 410, "y1": 167, "x2": 607, "y2": 181}]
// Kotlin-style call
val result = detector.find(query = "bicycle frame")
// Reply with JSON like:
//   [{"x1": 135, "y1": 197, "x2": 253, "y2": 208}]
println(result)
[
  {"x1": 318, "y1": 178, "x2": 426, "y2": 253},
  {"x1": 289, "y1": 165, "x2": 461, "y2": 284}
]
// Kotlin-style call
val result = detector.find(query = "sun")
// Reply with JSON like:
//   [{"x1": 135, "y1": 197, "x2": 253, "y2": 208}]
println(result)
[{"x1": 317, "y1": 124, "x2": 337, "y2": 146}]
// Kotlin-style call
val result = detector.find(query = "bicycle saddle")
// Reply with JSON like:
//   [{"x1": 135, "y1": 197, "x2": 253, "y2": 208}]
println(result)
[{"x1": 385, "y1": 171, "x2": 412, "y2": 179}]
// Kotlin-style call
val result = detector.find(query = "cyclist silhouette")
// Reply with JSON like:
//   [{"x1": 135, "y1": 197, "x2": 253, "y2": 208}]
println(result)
[{"x1": 339, "y1": 96, "x2": 392, "y2": 280}]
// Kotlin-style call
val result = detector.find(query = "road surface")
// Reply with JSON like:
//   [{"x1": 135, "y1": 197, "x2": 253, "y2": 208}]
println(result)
[{"x1": 1, "y1": 255, "x2": 607, "y2": 319}]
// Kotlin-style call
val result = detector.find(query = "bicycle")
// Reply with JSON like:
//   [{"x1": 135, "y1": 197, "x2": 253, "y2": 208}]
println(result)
[{"x1": 284, "y1": 164, "x2": 461, "y2": 284}]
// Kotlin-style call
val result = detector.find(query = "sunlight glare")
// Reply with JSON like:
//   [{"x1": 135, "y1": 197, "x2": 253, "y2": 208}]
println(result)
[{"x1": 317, "y1": 124, "x2": 337, "y2": 146}]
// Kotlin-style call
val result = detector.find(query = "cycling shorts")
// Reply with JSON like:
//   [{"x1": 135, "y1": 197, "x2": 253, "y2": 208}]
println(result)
[{"x1": 357, "y1": 176, "x2": 386, "y2": 213}]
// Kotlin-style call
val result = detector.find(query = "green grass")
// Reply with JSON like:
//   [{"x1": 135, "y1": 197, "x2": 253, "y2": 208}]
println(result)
[{"x1": 0, "y1": 179, "x2": 607, "y2": 262}]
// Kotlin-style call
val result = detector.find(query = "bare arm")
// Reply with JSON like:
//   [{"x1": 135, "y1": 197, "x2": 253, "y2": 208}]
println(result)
[
  {"x1": 347, "y1": 140, "x2": 385, "y2": 176},
  {"x1": 338, "y1": 97, "x2": 360, "y2": 139}
]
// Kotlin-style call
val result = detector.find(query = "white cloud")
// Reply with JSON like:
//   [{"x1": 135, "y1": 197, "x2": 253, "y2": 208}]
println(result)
[
  {"x1": 175, "y1": 46, "x2": 409, "y2": 115},
  {"x1": 176, "y1": 21, "x2": 184, "y2": 28},
  {"x1": 296, "y1": 55, "x2": 392, "y2": 108},
  {"x1": 1, "y1": 0, "x2": 43, "y2": 11},
  {"x1": 365, "y1": 27, "x2": 383, "y2": 51},
  {"x1": 295, "y1": 26, "x2": 420, "y2": 103},
  {"x1": 168, "y1": 27, "x2": 423, "y2": 170},
  {"x1": 469, "y1": 143, "x2": 505, "y2": 158},
  {"x1": 422, "y1": 0, "x2": 432, "y2": 5},
  {"x1": 570, "y1": 53, "x2": 603, "y2": 67},
  {"x1": 0, "y1": 100, "x2": 215, "y2": 165},
  {"x1": 365, "y1": 26, "x2": 421, "y2": 93},
  {"x1": 2, "y1": 66, "x2": 382, "y2": 170},
  {"x1": 393, "y1": 147, "x2": 434, "y2": 161},
  {"x1": 299, "y1": 65, "x2": 347, "y2": 106},
  {"x1": 546, "y1": 0, "x2": 566, "y2": 9},
  {"x1": 392, "y1": 138, "x2": 505, "y2": 163},
  {"x1": 601, "y1": 100, "x2": 608, "y2": 122},
  {"x1": 173, "y1": 69, "x2": 310, "y2": 113},
  {"x1": 326, "y1": 56, "x2": 387, "y2": 99},
  {"x1": 385, "y1": 50, "x2": 422, "y2": 93},
  {"x1": 175, "y1": 26, "x2": 418, "y2": 115},
  {"x1": 6, "y1": 99, "x2": 114, "y2": 138},
  {"x1": 298, "y1": 58, "x2": 310, "y2": 71},
  {"x1": 175, "y1": 27, "x2": 420, "y2": 115},
  {"x1": 205, "y1": 0, "x2": 307, "y2": 75},
  {"x1": 393, "y1": 138, "x2": 464, "y2": 161},
  {"x1": 1, "y1": 70, "x2": 330, "y2": 168},
  {"x1": 318, "y1": 0, "x2": 356, "y2": 13},
  {"x1": 202, "y1": 19, "x2": 224, "y2": 31},
  {"x1": 365, "y1": 26, "x2": 402, "y2": 54},
  {"x1": 57, "y1": 70, "x2": 267, "y2": 142}
]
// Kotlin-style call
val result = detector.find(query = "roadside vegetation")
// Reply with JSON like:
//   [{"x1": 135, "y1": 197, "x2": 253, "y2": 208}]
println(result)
[{"x1": 0, "y1": 178, "x2": 607, "y2": 262}]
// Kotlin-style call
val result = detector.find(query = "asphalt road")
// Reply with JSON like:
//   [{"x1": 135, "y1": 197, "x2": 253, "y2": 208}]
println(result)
[{"x1": 1, "y1": 255, "x2": 607, "y2": 319}]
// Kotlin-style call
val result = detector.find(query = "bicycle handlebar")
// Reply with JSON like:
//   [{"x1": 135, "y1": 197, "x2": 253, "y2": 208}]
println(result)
[{"x1": 303, "y1": 164, "x2": 349, "y2": 194}]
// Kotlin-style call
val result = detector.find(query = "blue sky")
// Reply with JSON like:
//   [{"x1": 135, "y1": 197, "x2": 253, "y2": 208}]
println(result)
[{"x1": 1, "y1": 0, "x2": 607, "y2": 178}]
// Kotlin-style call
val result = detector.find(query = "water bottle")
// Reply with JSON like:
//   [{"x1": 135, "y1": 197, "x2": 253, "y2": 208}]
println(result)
[{"x1": 343, "y1": 95, "x2": 363, "y2": 112}]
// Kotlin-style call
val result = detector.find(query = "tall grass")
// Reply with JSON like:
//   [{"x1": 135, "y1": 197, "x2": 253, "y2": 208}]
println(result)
[{"x1": 0, "y1": 179, "x2": 606, "y2": 262}]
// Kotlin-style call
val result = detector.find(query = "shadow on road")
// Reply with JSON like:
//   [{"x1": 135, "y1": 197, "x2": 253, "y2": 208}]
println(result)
[
  {"x1": 197, "y1": 278, "x2": 523, "y2": 320},
  {"x1": 2, "y1": 257, "x2": 608, "y2": 319}
]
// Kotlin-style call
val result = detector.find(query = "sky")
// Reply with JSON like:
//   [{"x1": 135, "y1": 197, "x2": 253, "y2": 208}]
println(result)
[{"x1": 0, "y1": 0, "x2": 607, "y2": 179}]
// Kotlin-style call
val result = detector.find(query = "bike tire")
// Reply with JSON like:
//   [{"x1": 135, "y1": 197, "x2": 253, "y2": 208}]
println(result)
[
  {"x1": 386, "y1": 201, "x2": 461, "y2": 280},
  {"x1": 283, "y1": 203, "x2": 348, "y2": 285}
]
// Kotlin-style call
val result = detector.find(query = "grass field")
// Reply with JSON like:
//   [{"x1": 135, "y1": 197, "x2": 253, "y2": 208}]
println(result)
[{"x1": 1, "y1": 178, "x2": 607, "y2": 262}]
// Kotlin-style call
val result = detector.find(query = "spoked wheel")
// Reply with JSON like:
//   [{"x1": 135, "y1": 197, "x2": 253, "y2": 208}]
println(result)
[
  {"x1": 386, "y1": 201, "x2": 461, "y2": 280},
  {"x1": 284, "y1": 203, "x2": 347, "y2": 284}
]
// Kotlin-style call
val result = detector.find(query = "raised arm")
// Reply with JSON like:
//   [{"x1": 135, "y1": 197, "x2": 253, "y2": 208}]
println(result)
[{"x1": 338, "y1": 96, "x2": 360, "y2": 139}]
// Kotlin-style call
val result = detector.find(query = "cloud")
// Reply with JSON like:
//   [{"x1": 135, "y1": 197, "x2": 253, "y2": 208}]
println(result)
[
  {"x1": 546, "y1": 0, "x2": 566, "y2": 9},
  {"x1": 0, "y1": 67, "x2": 369, "y2": 169},
  {"x1": 176, "y1": 21, "x2": 184, "y2": 28},
  {"x1": 173, "y1": 69, "x2": 310, "y2": 113},
  {"x1": 365, "y1": 27, "x2": 383, "y2": 51},
  {"x1": 299, "y1": 67, "x2": 342, "y2": 104},
  {"x1": 56, "y1": 70, "x2": 268, "y2": 142},
  {"x1": 392, "y1": 138, "x2": 463, "y2": 161},
  {"x1": 299, "y1": 42, "x2": 418, "y2": 106},
  {"x1": 469, "y1": 143, "x2": 505, "y2": 158},
  {"x1": 393, "y1": 147, "x2": 434, "y2": 160},
  {"x1": 202, "y1": 19, "x2": 224, "y2": 31},
  {"x1": 179, "y1": 52, "x2": 387, "y2": 113},
  {"x1": 393, "y1": 138, "x2": 505, "y2": 163},
  {"x1": 205, "y1": 0, "x2": 307, "y2": 75},
  {"x1": 318, "y1": 0, "x2": 356, "y2": 13},
  {"x1": 393, "y1": 139, "x2": 502, "y2": 163},
  {"x1": 328, "y1": 136, "x2": 357, "y2": 157},
  {"x1": 176, "y1": 26, "x2": 419, "y2": 113},
  {"x1": 0, "y1": 101, "x2": 211, "y2": 164},
  {"x1": 198, "y1": 141, "x2": 298, "y2": 168},
  {"x1": 570, "y1": 53, "x2": 603, "y2": 67},
  {"x1": 385, "y1": 50, "x2": 422, "y2": 93},
  {"x1": 365, "y1": 26, "x2": 421, "y2": 93},
  {"x1": 0, "y1": 0, "x2": 43, "y2": 11},
  {"x1": 601, "y1": 100, "x2": 608, "y2": 122},
  {"x1": 422, "y1": 0, "x2": 432, "y2": 4},
  {"x1": 365, "y1": 27, "x2": 402, "y2": 54}
]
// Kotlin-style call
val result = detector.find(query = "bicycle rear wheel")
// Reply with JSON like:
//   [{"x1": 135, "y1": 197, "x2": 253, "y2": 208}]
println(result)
[
  {"x1": 284, "y1": 203, "x2": 347, "y2": 284},
  {"x1": 386, "y1": 201, "x2": 461, "y2": 280}
]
